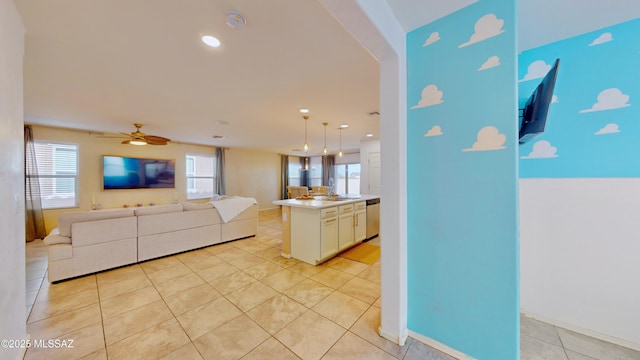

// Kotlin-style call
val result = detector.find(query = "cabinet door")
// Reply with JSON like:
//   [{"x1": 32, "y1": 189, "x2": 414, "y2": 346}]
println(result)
[
  {"x1": 338, "y1": 213, "x2": 355, "y2": 251},
  {"x1": 320, "y1": 217, "x2": 339, "y2": 259},
  {"x1": 354, "y1": 209, "x2": 367, "y2": 243}
]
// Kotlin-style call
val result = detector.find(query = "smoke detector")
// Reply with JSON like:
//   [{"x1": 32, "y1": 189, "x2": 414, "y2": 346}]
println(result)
[{"x1": 226, "y1": 11, "x2": 246, "y2": 30}]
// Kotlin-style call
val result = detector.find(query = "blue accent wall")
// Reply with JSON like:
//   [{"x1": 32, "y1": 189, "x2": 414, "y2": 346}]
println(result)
[
  {"x1": 519, "y1": 18, "x2": 640, "y2": 178},
  {"x1": 406, "y1": 1, "x2": 519, "y2": 359}
]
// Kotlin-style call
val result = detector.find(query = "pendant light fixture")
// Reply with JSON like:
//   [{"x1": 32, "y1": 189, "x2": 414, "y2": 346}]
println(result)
[
  {"x1": 338, "y1": 127, "x2": 344, "y2": 157},
  {"x1": 322, "y1": 122, "x2": 328, "y2": 155},
  {"x1": 302, "y1": 115, "x2": 309, "y2": 152}
]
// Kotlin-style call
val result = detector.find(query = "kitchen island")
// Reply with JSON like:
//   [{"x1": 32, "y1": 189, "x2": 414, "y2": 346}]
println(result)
[{"x1": 273, "y1": 195, "x2": 379, "y2": 265}]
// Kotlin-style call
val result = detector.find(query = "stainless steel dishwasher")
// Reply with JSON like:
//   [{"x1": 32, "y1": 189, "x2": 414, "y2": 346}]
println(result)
[{"x1": 366, "y1": 198, "x2": 380, "y2": 239}]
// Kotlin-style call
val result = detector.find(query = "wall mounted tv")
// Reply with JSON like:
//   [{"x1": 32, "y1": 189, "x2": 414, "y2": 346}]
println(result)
[
  {"x1": 102, "y1": 155, "x2": 175, "y2": 190},
  {"x1": 519, "y1": 58, "x2": 560, "y2": 144}
]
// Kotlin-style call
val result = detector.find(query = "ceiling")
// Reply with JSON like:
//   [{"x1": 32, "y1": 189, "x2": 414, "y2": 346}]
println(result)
[{"x1": 15, "y1": 1, "x2": 640, "y2": 155}]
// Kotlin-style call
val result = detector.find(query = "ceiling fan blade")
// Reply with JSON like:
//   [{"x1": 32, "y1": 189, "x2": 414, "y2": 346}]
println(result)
[
  {"x1": 121, "y1": 139, "x2": 131, "y2": 144},
  {"x1": 144, "y1": 135, "x2": 170, "y2": 143}
]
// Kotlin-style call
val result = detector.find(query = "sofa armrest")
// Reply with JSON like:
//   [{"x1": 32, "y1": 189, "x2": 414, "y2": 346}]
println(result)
[{"x1": 43, "y1": 228, "x2": 71, "y2": 245}]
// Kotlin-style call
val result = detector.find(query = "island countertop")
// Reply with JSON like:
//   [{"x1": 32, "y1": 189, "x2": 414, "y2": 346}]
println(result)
[{"x1": 272, "y1": 194, "x2": 379, "y2": 209}]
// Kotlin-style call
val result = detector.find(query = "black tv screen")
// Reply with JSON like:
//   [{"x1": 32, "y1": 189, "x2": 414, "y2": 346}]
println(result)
[
  {"x1": 519, "y1": 58, "x2": 560, "y2": 144},
  {"x1": 103, "y1": 155, "x2": 175, "y2": 190}
]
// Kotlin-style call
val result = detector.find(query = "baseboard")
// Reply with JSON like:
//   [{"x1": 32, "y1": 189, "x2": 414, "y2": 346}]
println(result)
[
  {"x1": 378, "y1": 326, "x2": 408, "y2": 346},
  {"x1": 407, "y1": 330, "x2": 475, "y2": 360},
  {"x1": 520, "y1": 310, "x2": 640, "y2": 352}
]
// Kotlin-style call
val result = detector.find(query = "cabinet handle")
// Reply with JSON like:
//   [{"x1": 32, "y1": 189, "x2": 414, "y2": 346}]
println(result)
[{"x1": 325, "y1": 219, "x2": 336, "y2": 223}]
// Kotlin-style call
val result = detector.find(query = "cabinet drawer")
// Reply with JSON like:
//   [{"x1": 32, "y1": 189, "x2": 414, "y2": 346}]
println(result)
[
  {"x1": 338, "y1": 204, "x2": 354, "y2": 214},
  {"x1": 321, "y1": 207, "x2": 338, "y2": 219},
  {"x1": 354, "y1": 201, "x2": 366, "y2": 211}
]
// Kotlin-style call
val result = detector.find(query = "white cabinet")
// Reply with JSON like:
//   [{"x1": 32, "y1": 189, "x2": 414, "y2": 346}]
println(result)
[
  {"x1": 320, "y1": 217, "x2": 338, "y2": 259},
  {"x1": 338, "y1": 204, "x2": 355, "y2": 251},
  {"x1": 354, "y1": 201, "x2": 367, "y2": 243},
  {"x1": 287, "y1": 199, "x2": 374, "y2": 265}
]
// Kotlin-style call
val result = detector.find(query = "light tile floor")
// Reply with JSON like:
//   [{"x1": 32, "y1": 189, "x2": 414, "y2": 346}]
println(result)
[{"x1": 24, "y1": 209, "x2": 640, "y2": 359}]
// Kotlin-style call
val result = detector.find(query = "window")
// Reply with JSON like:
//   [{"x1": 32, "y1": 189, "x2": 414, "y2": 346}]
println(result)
[
  {"x1": 185, "y1": 154, "x2": 216, "y2": 200},
  {"x1": 32, "y1": 142, "x2": 78, "y2": 209},
  {"x1": 309, "y1": 157, "x2": 323, "y2": 186},
  {"x1": 287, "y1": 156, "x2": 302, "y2": 186},
  {"x1": 335, "y1": 163, "x2": 361, "y2": 194}
]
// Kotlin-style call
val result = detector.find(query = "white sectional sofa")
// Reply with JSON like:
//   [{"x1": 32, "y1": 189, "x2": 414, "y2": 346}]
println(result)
[{"x1": 43, "y1": 202, "x2": 258, "y2": 282}]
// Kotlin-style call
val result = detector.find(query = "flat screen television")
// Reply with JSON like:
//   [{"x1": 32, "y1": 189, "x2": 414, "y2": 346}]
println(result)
[
  {"x1": 519, "y1": 58, "x2": 560, "y2": 144},
  {"x1": 102, "y1": 155, "x2": 175, "y2": 190}
]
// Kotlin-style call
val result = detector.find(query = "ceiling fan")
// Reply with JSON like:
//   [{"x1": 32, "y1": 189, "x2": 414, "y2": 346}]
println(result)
[{"x1": 119, "y1": 123, "x2": 170, "y2": 146}]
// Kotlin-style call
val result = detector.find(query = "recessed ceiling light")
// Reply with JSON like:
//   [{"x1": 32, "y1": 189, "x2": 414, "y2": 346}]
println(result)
[
  {"x1": 216, "y1": 120, "x2": 229, "y2": 126},
  {"x1": 366, "y1": 133, "x2": 374, "y2": 137},
  {"x1": 339, "y1": 124, "x2": 349, "y2": 128},
  {"x1": 212, "y1": 135, "x2": 226, "y2": 139},
  {"x1": 299, "y1": 108, "x2": 309, "y2": 113},
  {"x1": 202, "y1": 35, "x2": 221, "y2": 48}
]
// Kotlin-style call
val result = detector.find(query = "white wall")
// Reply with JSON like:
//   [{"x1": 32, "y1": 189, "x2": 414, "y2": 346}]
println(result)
[
  {"x1": 224, "y1": 148, "x2": 281, "y2": 211},
  {"x1": 520, "y1": 178, "x2": 640, "y2": 349},
  {"x1": 32, "y1": 125, "x2": 281, "y2": 231},
  {"x1": 0, "y1": 0, "x2": 27, "y2": 359},
  {"x1": 359, "y1": 139, "x2": 380, "y2": 195}
]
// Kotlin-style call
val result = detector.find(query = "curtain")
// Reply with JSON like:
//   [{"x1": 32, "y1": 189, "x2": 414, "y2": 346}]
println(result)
[
  {"x1": 216, "y1": 147, "x2": 226, "y2": 195},
  {"x1": 322, "y1": 155, "x2": 335, "y2": 187},
  {"x1": 280, "y1": 155, "x2": 289, "y2": 200},
  {"x1": 24, "y1": 125, "x2": 46, "y2": 242}
]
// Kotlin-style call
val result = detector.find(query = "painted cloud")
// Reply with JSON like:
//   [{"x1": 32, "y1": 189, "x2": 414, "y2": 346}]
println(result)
[
  {"x1": 411, "y1": 84, "x2": 444, "y2": 109},
  {"x1": 519, "y1": 60, "x2": 551, "y2": 82},
  {"x1": 595, "y1": 123, "x2": 621, "y2": 135},
  {"x1": 579, "y1": 88, "x2": 631, "y2": 113},
  {"x1": 520, "y1": 140, "x2": 558, "y2": 159},
  {"x1": 462, "y1": 126, "x2": 506, "y2": 152},
  {"x1": 551, "y1": 95, "x2": 559, "y2": 103},
  {"x1": 424, "y1": 125, "x2": 443, "y2": 137},
  {"x1": 459, "y1": 14, "x2": 505, "y2": 48},
  {"x1": 423, "y1": 32, "x2": 440, "y2": 47},
  {"x1": 589, "y1": 32, "x2": 613, "y2": 46},
  {"x1": 478, "y1": 56, "x2": 501, "y2": 71}
]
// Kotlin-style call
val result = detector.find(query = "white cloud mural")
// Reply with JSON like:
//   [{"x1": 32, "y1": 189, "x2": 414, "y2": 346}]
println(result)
[
  {"x1": 478, "y1": 56, "x2": 501, "y2": 71},
  {"x1": 462, "y1": 126, "x2": 506, "y2": 152},
  {"x1": 424, "y1": 125, "x2": 443, "y2": 137},
  {"x1": 423, "y1": 32, "x2": 440, "y2": 47},
  {"x1": 589, "y1": 32, "x2": 613, "y2": 46},
  {"x1": 551, "y1": 95, "x2": 559, "y2": 103},
  {"x1": 579, "y1": 88, "x2": 631, "y2": 113},
  {"x1": 519, "y1": 60, "x2": 551, "y2": 82},
  {"x1": 411, "y1": 84, "x2": 444, "y2": 109},
  {"x1": 595, "y1": 123, "x2": 621, "y2": 135},
  {"x1": 459, "y1": 14, "x2": 505, "y2": 48},
  {"x1": 520, "y1": 140, "x2": 558, "y2": 159}
]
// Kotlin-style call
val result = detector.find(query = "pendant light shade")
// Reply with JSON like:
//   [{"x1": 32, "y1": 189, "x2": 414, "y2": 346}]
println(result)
[
  {"x1": 322, "y1": 122, "x2": 328, "y2": 155},
  {"x1": 338, "y1": 127, "x2": 343, "y2": 157},
  {"x1": 302, "y1": 115, "x2": 309, "y2": 152}
]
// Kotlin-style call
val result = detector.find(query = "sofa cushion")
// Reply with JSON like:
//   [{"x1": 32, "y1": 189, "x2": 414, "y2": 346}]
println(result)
[
  {"x1": 183, "y1": 202, "x2": 213, "y2": 211},
  {"x1": 134, "y1": 204, "x2": 183, "y2": 216},
  {"x1": 57, "y1": 209, "x2": 135, "y2": 237},
  {"x1": 137, "y1": 208, "x2": 221, "y2": 236}
]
